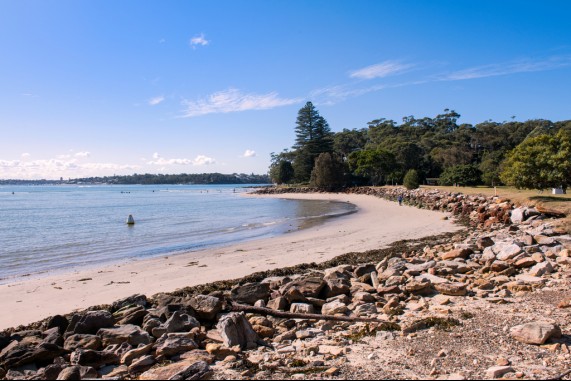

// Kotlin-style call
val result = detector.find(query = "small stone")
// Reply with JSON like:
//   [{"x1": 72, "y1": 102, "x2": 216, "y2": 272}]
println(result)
[
  {"x1": 324, "y1": 367, "x2": 339, "y2": 376},
  {"x1": 496, "y1": 358, "x2": 510, "y2": 366},
  {"x1": 486, "y1": 366, "x2": 514, "y2": 378}
]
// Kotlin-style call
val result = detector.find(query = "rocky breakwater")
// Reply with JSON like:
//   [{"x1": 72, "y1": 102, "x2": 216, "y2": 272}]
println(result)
[
  {"x1": 1, "y1": 189, "x2": 570, "y2": 379},
  {"x1": 254, "y1": 186, "x2": 517, "y2": 229}
]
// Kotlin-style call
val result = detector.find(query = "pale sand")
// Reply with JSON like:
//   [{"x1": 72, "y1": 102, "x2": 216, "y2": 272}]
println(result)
[{"x1": 0, "y1": 193, "x2": 461, "y2": 330}]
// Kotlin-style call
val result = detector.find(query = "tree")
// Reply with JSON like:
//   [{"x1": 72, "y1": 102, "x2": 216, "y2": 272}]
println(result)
[
  {"x1": 500, "y1": 130, "x2": 571, "y2": 192},
  {"x1": 309, "y1": 153, "x2": 347, "y2": 190},
  {"x1": 292, "y1": 102, "x2": 334, "y2": 182},
  {"x1": 270, "y1": 160, "x2": 294, "y2": 185},
  {"x1": 348, "y1": 149, "x2": 396, "y2": 186},
  {"x1": 439, "y1": 164, "x2": 482, "y2": 186},
  {"x1": 403, "y1": 169, "x2": 420, "y2": 190}
]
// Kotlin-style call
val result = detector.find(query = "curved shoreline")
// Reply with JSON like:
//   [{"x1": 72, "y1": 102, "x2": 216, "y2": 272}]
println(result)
[{"x1": 0, "y1": 192, "x2": 461, "y2": 330}]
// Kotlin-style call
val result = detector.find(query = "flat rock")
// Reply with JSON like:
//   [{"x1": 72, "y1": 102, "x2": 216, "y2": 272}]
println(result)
[
  {"x1": 97, "y1": 324, "x2": 151, "y2": 347},
  {"x1": 486, "y1": 366, "x2": 514, "y2": 378},
  {"x1": 321, "y1": 301, "x2": 348, "y2": 316},
  {"x1": 434, "y1": 282, "x2": 467, "y2": 296},
  {"x1": 66, "y1": 310, "x2": 114, "y2": 336},
  {"x1": 510, "y1": 321, "x2": 562, "y2": 345},
  {"x1": 231, "y1": 282, "x2": 271, "y2": 305},
  {"x1": 63, "y1": 334, "x2": 102, "y2": 351}
]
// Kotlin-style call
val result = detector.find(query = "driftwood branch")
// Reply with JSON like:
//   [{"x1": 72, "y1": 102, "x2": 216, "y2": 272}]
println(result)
[
  {"x1": 229, "y1": 302, "x2": 390, "y2": 324},
  {"x1": 550, "y1": 369, "x2": 571, "y2": 380}
]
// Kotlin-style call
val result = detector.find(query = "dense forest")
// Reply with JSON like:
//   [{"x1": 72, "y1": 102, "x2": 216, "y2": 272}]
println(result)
[
  {"x1": 0, "y1": 173, "x2": 270, "y2": 185},
  {"x1": 270, "y1": 102, "x2": 571, "y2": 191}
]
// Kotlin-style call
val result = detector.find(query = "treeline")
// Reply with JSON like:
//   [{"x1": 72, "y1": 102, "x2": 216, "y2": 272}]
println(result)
[
  {"x1": 1, "y1": 173, "x2": 270, "y2": 185},
  {"x1": 270, "y1": 102, "x2": 571, "y2": 191}
]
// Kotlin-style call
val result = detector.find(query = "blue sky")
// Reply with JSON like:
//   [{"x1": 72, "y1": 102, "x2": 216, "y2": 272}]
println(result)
[{"x1": 1, "y1": 0, "x2": 570, "y2": 179}]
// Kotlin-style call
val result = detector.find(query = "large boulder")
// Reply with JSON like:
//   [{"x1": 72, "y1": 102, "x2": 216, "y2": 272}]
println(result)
[
  {"x1": 230, "y1": 282, "x2": 271, "y2": 305},
  {"x1": 66, "y1": 310, "x2": 114, "y2": 336},
  {"x1": 97, "y1": 324, "x2": 151, "y2": 347},
  {"x1": 217, "y1": 312, "x2": 260, "y2": 350},
  {"x1": 187, "y1": 295, "x2": 223, "y2": 321},
  {"x1": 111, "y1": 294, "x2": 147, "y2": 312},
  {"x1": 321, "y1": 300, "x2": 349, "y2": 316},
  {"x1": 0, "y1": 342, "x2": 65, "y2": 368},
  {"x1": 155, "y1": 333, "x2": 198, "y2": 357},
  {"x1": 510, "y1": 322, "x2": 561, "y2": 345},
  {"x1": 279, "y1": 276, "x2": 325, "y2": 299},
  {"x1": 322, "y1": 269, "x2": 351, "y2": 298},
  {"x1": 63, "y1": 334, "x2": 102, "y2": 351}
]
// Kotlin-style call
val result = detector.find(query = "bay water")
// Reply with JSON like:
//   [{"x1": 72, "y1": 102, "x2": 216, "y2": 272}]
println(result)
[{"x1": 0, "y1": 184, "x2": 356, "y2": 283}]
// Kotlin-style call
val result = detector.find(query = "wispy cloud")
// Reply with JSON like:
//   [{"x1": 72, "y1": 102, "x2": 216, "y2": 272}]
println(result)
[
  {"x1": 442, "y1": 55, "x2": 571, "y2": 81},
  {"x1": 148, "y1": 95, "x2": 165, "y2": 106},
  {"x1": 148, "y1": 153, "x2": 216, "y2": 166},
  {"x1": 242, "y1": 149, "x2": 256, "y2": 158},
  {"x1": 190, "y1": 33, "x2": 209, "y2": 49},
  {"x1": 181, "y1": 88, "x2": 300, "y2": 118},
  {"x1": 75, "y1": 151, "x2": 90, "y2": 158},
  {"x1": 349, "y1": 60, "x2": 414, "y2": 80}
]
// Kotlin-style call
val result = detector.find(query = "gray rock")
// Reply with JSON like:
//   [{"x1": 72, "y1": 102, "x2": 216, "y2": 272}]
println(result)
[
  {"x1": 510, "y1": 321, "x2": 561, "y2": 345},
  {"x1": 162, "y1": 310, "x2": 200, "y2": 333},
  {"x1": 155, "y1": 333, "x2": 198, "y2": 357},
  {"x1": 280, "y1": 276, "x2": 326, "y2": 299},
  {"x1": 321, "y1": 301, "x2": 348, "y2": 316},
  {"x1": 97, "y1": 324, "x2": 151, "y2": 347},
  {"x1": 0, "y1": 343, "x2": 65, "y2": 369},
  {"x1": 111, "y1": 294, "x2": 147, "y2": 312},
  {"x1": 322, "y1": 269, "x2": 351, "y2": 298},
  {"x1": 354, "y1": 303, "x2": 377, "y2": 316},
  {"x1": 128, "y1": 354, "x2": 155, "y2": 374},
  {"x1": 510, "y1": 207, "x2": 525, "y2": 224},
  {"x1": 528, "y1": 261, "x2": 554, "y2": 277},
  {"x1": 168, "y1": 360, "x2": 212, "y2": 380},
  {"x1": 70, "y1": 349, "x2": 120, "y2": 367},
  {"x1": 486, "y1": 366, "x2": 514, "y2": 378},
  {"x1": 187, "y1": 294, "x2": 223, "y2": 321},
  {"x1": 66, "y1": 310, "x2": 114, "y2": 336},
  {"x1": 290, "y1": 303, "x2": 315, "y2": 314},
  {"x1": 43, "y1": 315, "x2": 69, "y2": 335},
  {"x1": 217, "y1": 312, "x2": 260, "y2": 350},
  {"x1": 230, "y1": 282, "x2": 271, "y2": 305},
  {"x1": 495, "y1": 243, "x2": 523, "y2": 261},
  {"x1": 64, "y1": 334, "x2": 102, "y2": 351}
]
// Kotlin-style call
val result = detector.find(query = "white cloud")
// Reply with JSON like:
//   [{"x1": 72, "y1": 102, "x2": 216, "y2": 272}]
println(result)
[
  {"x1": 442, "y1": 55, "x2": 571, "y2": 81},
  {"x1": 181, "y1": 88, "x2": 300, "y2": 118},
  {"x1": 242, "y1": 150, "x2": 256, "y2": 158},
  {"x1": 147, "y1": 153, "x2": 216, "y2": 166},
  {"x1": 349, "y1": 60, "x2": 414, "y2": 79},
  {"x1": 148, "y1": 95, "x2": 165, "y2": 106},
  {"x1": 75, "y1": 151, "x2": 91, "y2": 158},
  {"x1": 0, "y1": 155, "x2": 139, "y2": 180},
  {"x1": 190, "y1": 33, "x2": 209, "y2": 48},
  {"x1": 192, "y1": 155, "x2": 216, "y2": 166},
  {"x1": 21, "y1": 153, "x2": 31, "y2": 159}
]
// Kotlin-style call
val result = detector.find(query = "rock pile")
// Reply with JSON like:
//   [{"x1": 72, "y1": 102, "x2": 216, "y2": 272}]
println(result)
[
  {"x1": 255, "y1": 186, "x2": 517, "y2": 228},
  {"x1": 0, "y1": 187, "x2": 569, "y2": 380}
]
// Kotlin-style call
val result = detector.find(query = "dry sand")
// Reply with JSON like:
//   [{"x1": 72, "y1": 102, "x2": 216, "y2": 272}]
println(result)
[{"x1": 0, "y1": 192, "x2": 461, "y2": 330}]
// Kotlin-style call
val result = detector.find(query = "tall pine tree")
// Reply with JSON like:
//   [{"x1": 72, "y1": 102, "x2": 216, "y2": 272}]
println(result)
[{"x1": 292, "y1": 102, "x2": 334, "y2": 182}]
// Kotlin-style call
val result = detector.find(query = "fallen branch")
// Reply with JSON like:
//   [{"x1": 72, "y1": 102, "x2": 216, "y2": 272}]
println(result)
[
  {"x1": 229, "y1": 302, "x2": 390, "y2": 324},
  {"x1": 550, "y1": 369, "x2": 571, "y2": 380}
]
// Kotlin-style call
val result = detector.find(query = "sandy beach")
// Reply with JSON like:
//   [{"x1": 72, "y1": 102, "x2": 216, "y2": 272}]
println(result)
[{"x1": 0, "y1": 192, "x2": 461, "y2": 330}]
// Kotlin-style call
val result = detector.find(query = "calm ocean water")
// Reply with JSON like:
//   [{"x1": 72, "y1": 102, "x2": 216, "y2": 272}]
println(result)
[{"x1": 0, "y1": 184, "x2": 356, "y2": 282}]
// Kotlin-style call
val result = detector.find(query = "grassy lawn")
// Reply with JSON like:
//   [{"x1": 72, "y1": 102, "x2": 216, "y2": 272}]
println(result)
[{"x1": 422, "y1": 185, "x2": 571, "y2": 233}]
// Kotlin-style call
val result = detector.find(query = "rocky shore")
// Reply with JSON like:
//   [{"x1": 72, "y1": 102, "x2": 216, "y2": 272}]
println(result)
[{"x1": 1, "y1": 187, "x2": 570, "y2": 380}]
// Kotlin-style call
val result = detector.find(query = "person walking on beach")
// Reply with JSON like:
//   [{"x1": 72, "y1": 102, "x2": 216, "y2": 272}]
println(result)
[{"x1": 397, "y1": 195, "x2": 403, "y2": 206}]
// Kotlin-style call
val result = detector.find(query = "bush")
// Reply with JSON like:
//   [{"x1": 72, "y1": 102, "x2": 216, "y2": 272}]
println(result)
[
  {"x1": 403, "y1": 169, "x2": 420, "y2": 190},
  {"x1": 309, "y1": 153, "x2": 347, "y2": 190},
  {"x1": 439, "y1": 164, "x2": 482, "y2": 186}
]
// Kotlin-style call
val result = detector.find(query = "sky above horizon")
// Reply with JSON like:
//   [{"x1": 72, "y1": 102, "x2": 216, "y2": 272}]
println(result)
[{"x1": 1, "y1": 0, "x2": 570, "y2": 180}]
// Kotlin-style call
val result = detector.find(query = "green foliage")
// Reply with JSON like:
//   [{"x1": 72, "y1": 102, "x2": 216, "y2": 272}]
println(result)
[
  {"x1": 439, "y1": 164, "x2": 482, "y2": 186},
  {"x1": 403, "y1": 169, "x2": 420, "y2": 190},
  {"x1": 500, "y1": 130, "x2": 571, "y2": 192},
  {"x1": 292, "y1": 102, "x2": 334, "y2": 182},
  {"x1": 268, "y1": 106, "x2": 571, "y2": 189},
  {"x1": 309, "y1": 153, "x2": 347, "y2": 190},
  {"x1": 270, "y1": 160, "x2": 294, "y2": 184},
  {"x1": 348, "y1": 149, "x2": 396, "y2": 186}
]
